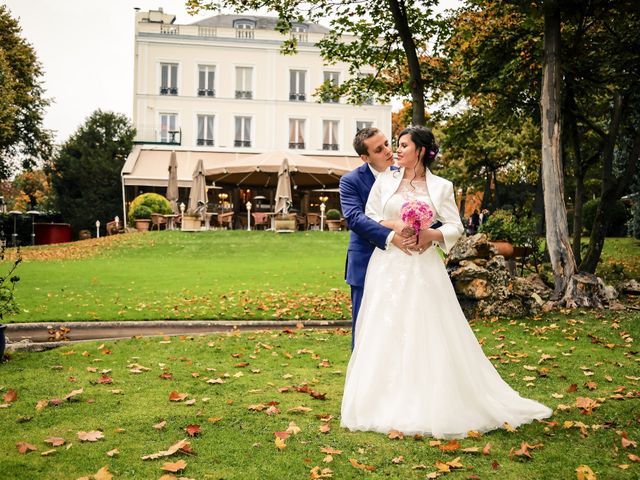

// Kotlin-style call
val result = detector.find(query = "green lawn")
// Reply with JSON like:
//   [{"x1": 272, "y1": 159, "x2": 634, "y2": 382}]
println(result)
[
  {"x1": 3, "y1": 232, "x2": 639, "y2": 323},
  {"x1": 5, "y1": 231, "x2": 351, "y2": 323},
  {"x1": 0, "y1": 310, "x2": 638, "y2": 479}
]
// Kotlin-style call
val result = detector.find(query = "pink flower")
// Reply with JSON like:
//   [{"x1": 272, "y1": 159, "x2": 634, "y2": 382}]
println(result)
[{"x1": 400, "y1": 200, "x2": 434, "y2": 235}]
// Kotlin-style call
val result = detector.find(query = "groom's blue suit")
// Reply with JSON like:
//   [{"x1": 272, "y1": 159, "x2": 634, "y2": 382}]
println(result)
[{"x1": 339, "y1": 163, "x2": 392, "y2": 349}]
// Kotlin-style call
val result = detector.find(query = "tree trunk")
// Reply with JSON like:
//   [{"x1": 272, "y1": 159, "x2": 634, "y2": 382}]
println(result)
[
  {"x1": 541, "y1": 0, "x2": 577, "y2": 299},
  {"x1": 581, "y1": 94, "x2": 640, "y2": 273},
  {"x1": 566, "y1": 85, "x2": 585, "y2": 265},
  {"x1": 387, "y1": 0, "x2": 425, "y2": 126}
]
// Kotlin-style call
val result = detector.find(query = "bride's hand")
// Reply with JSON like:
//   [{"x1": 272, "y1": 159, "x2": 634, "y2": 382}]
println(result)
[{"x1": 381, "y1": 220, "x2": 414, "y2": 237}]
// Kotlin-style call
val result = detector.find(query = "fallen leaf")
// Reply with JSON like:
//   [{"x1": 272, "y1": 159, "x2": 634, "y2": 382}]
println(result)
[
  {"x1": 41, "y1": 449, "x2": 56, "y2": 456},
  {"x1": 16, "y1": 442, "x2": 37, "y2": 454},
  {"x1": 3, "y1": 389, "x2": 17, "y2": 403},
  {"x1": 323, "y1": 454, "x2": 334, "y2": 463},
  {"x1": 567, "y1": 383, "x2": 578, "y2": 392},
  {"x1": 391, "y1": 455, "x2": 404, "y2": 464},
  {"x1": 154, "y1": 420, "x2": 167, "y2": 430},
  {"x1": 93, "y1": 466, "x2": 113, "y2": 480},
  {"x1": 35, "y1": 399, "x2": 49, "y2": 411},
  {"x1": 44, "y1": 437, "x2": 65, "y2": 447},
  {"x1": 161, "y1": 459, "x2": 187, "y2": 473},
  {"x1": 286, "y1": 421, "x2": 301, "y2": 435},
  {"x1": 106, "y1": 448, "x2": 119, "y2": 457},
  {"x1": 64, "y1": 388, "x2": 83, "y2": 401},
  {"x1": 503, "y1": 422, "x2": 517, "y2": 432},
  {"x1": 288, "y1": 405, "x2": 312, "y2": 413},
  {"x1": 482, "y1": 442, "x2": 493, "y2": 455},
  {"x1": 439, "y1": 439, "x2": 461, "y2": 452},
  {"x1": 141, "y1": 439, "x2": 190, "y2": 460},
  {"x1": 168, "y1": 391, "x2": 188, "y2": 402},
  {"x1": 628, "y1": 453, "x2": 640, "y2": 462},
  {"x1": 575, "y1": 465, "x2": 596, "y2": 480},
  {"x1": 320, "y1": 447, "x2": 342, "y2": 455},
  {"x1": 309, "y1": 466, "x2": 333, "y2": 478},
  {"x1": 77, "y1": 431, "x2": 104, "y2": 442},
  {"x1": 275, "y1": 436, "x2": 286, "y2": 450},
  {"x1": 349, "y1": 458, "x2": 375, "y2": 471},
  {"x1": 319, "y1": 424, "x2": 331, "y2": 434},
  {"x1": 388, "y1": 430, "x2": 404, "y2": 440},
  {"x1": 185, "y1": 424, "x2": 201, "y2": 437}
]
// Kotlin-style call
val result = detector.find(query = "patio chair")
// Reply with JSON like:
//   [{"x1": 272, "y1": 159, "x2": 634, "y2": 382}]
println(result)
[
  {"x1": 306, "y1": 213, "x2": 321, "y2": 230},
  {"x1": 295, "y1": 214, "x2": 306, "y2": 231},
  {"x1": 252, "y1": 212, "x2": 269, "y2": 230},
  {"x1": 150, "y1": 213, "x2": 167, "y2": 231},
  {"x1": 106, "y1": 218, "x2": 125, "y2": 235},
  {"x1": 217, "y1": 212, "x2": 234, "y2": 229}
]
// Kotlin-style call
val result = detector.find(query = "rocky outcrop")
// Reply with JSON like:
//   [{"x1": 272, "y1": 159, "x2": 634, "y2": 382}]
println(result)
[{"x1": 446, "y1": 234, "x2": 553, "y2": 318}]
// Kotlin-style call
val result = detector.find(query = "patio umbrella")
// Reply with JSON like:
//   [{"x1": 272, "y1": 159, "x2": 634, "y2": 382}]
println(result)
[
  {"x1": 188, "y1": 158, "x2": 207, "y2": 216},
  {"x1": 166, "y1": 150, "x2": 179, "y2": 214},
  {"x1": 274, "y1": 158, "x2": 292, "y2": 215}
]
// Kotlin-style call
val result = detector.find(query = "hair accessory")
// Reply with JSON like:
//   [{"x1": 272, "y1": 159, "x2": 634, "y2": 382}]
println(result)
[{"x1": 429, "y1": 150, "x2": 436, "y2": 157}]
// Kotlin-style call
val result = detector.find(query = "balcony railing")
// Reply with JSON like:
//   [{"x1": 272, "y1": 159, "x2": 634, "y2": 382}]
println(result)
[
  {"x1": 291, "y1": 32, "x2": 308, "y2": 43},
  {"x1": 322, "y1": 143, "x2": 339, "y2": 151},
  {"x1": 289, "y1": 93, "x2": 306, "y2": 101},
  {"x1": 160, "y1": 25, "x2": 179, "y2": 35},
  {"x1": 197, "y1": 88, "x2": 215, "y2": 97},
  {"x1": 197, "y1": 138, "x2": 214, "y2": 146},
  {"x1": 235, "y1": 90, "x2": 253, "y2": 99},
  {"x1": 160, "y1": 86, "x2": 178, "y2": 95},
  {"x1": 234, "y1": 140, "x2": 251, "y2": 147},
  {"x1": 289, "y1": 142, "x2": 305, "y2": 149},
  {"x1": 236, "y1": 29, "x2": 254, "y2": 39},
  {"x1": 198, "y1": 26, "x2": 217, "y2": 37}
]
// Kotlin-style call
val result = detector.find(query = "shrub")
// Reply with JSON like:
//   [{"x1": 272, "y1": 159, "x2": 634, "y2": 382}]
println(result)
[
  {"x1": 479, "y1": 209, "x2": 541, "y2": 249},
  {"x1": 127, "y1": 193, "x2": 171, "y2": 224},
  {"x1": 325, "y1": 209, "x2": 341, "y2": 220},
  {"x1": 132, "y1": 205, "x2": 153, "y2": 220},
  {"x1": 582, "y1": 199, "x2": 629, "y2": 237}
]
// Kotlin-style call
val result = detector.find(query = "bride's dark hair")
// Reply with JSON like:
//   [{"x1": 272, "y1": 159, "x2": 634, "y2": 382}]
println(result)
[{"x1": 398, "y1": 125, "x2": 439, "y2": 170}]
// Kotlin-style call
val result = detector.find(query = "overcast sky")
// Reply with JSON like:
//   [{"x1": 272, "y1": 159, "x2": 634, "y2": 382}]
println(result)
[{"x1": 3, "y1": 0, "x2": 460, "y2": 145}]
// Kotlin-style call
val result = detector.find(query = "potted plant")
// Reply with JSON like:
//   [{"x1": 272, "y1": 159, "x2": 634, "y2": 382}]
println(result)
[
  {"x1": 128, "y1": 193, "x2": 173, "y2": 232},
  {"x1": 132, "y1": 205, "x2": 152, "y2": 231},
  {"x1": 274, "y1": 213, "x2": 296, "y2": 232},
  {"x1": 477, "y1": 209, "x2": 518, "y2": 258},
  {"x1": 325, "y1": 209, "x2": 342, "y2": 231}
]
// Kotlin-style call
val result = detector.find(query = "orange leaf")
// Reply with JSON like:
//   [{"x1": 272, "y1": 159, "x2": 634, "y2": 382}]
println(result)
[
  {"x1": 64, "y1": 388, "x2": 83, "y2": 401},
  {"x1": 349, "y1": 458, "x2": 375, "y2": 471},
  {"x1": 153, "y1": 420, "x2": 167, "y2": 430},
  {"x1": 168, "y1": 391, "x2": 188, "y2": 402},
  {"x1": 275, "y1": 436, "x2": 286, "y2": 450},
  {"x1": 274, "y1": 431, "x2": 290, "y2": 440},
  {"x1": 142, "y1": 439, "x2": 190, "y2": 460},
  {"x1": 482, "y1": 442, "x2": 493, "y2": 455},
  {"x1": 388, "y1": 430, "x2": 404, "y2": 440},
  {"x1": 16, "y1": 442, "x2": 37, "y2": 454},
  {"x1": 320, "y1": 447, "x2": 342, "y2": 455},
  {"x1": 35, "y1": 399, "x2": 49, "y2": 411},
  {"x1": 629, "y1": 453, "x2": 640, "y2": 462},
  {"x1": 94, "y1": 466, "x2": 113, "y2": 480},
  {"x1": 319, "y1": 424, "x2": 331, "y2": 434},
  {"x1": 185, "y1": 424, "x2": 201, "y2": 437},
  {"x1": 106, "y1": 448, "x2": 119, "y2": 457},
  {"x1": 439, "y1": 439, "x2": 461, "y2": 452},
  {"x1": 575, "y1": 465, "x2": 596, "y2": 480},
  {"x1": 3, "y1": 389, "x2": 17, "y2": 403},
  {"x1": 161, "y1": 459, "x2": 187, "y2": 473}
]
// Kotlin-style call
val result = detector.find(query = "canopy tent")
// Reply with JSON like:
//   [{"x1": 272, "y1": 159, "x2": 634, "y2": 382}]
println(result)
[
  {"x1": 187, "y1": 158, "x2": 207, "y2": 215},
  {"x1": 121, "y1": 147, "x2": 361, "y2": 189},
  {"x1": 166, "y1": 150, "x2": 179, "y2": 214},
  {"x1": 205, "y1": 150, "x2": 356, "y2": 188},
  {"x1": 274, "y1": 158, "x2": 292, "y2": 214}
]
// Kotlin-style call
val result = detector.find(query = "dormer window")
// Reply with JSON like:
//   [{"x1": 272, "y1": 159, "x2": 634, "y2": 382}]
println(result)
[
  {"x1": 234, "y1": 19, "x2": 255, "y2": 39},
  {"x1": 291, "y1": 24, "x2": 308, "y2": 43}
]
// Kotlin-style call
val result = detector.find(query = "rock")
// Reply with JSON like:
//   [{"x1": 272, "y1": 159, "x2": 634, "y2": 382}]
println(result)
[
  {"x1": 619, "y1": 279, "x2": 640, "y2": 295},
  {"x1": 447, "y1": 234, "x2": 496, "y2": 265}
]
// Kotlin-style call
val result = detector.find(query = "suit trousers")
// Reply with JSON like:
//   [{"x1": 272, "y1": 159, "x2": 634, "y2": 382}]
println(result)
[{"x1": 350, "y1": 285, "x2": 364, "y2": 351}]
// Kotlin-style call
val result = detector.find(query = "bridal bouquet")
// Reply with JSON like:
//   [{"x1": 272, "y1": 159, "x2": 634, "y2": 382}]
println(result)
[{"x1": 400, "y1": 200, "x2": 434, "y2": 241}]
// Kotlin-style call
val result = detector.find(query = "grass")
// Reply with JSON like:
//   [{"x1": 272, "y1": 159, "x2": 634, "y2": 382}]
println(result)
[
  {"x1": 5, "y1": 231, "x2": 351, "y2": 323},
  {"x1": 4, "y1": 232, "x2": 640, "y2": 324},
  {"x1": 0, "y1": 310, "x2": 638, "y2": 479}
]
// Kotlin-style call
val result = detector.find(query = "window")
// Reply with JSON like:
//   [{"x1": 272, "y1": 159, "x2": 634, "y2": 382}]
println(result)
[
  {"x1": 289, "y1": 119, "x2": 305, "y2": 149},
  {"x1": 323, "y1": 120, "x2": 339, "y2": 150},
  {"x1": 197, "y1": 115, "x2": 214, "y2": 146},
  {"x1": 323, "y1": 72, "x2": 340, "y2": 103},
  {"x1": 159, "y1": 113, "x2": 178, "y2": 143},
  {"x1": 198, "y1": 65, "x2": 215, "y2": 97},
  {"x1": 234, "y1": 19, "x2": 255, "y2": 39},
  {"x1": 359, "y1": 73, "x2": 374, "y2": 105},
  {"x1": 235, "y1": 67, "x2": 253, "y2": 99},
  {"x1": 291, "y1": 24, "x2": 308, "y2": 43},
  {"x1": 289, "y1": 70, "x2": 306, "y2": 101},
  {"x1": 356, "y1": 121, "x2": 373, "y2": 132},
  {"x1": 160, "y1": 63, "x2": 178, "y2": 95},
  {"x1": 234, "y1": 116, "x2": 251, "y2": 147}
]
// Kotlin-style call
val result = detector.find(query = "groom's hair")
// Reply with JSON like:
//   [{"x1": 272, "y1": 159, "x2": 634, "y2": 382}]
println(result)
[{"x1": 353, "y1": 127, "x2": 380, "y2": 157}]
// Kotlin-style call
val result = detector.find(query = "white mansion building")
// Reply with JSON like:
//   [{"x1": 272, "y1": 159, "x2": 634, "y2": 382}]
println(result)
[{"x1": 122, "y1": 9, "x2": 391, "y2": 216}]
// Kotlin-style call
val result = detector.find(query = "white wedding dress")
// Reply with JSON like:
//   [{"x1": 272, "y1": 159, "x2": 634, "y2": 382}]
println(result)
[{"x1": 341, "y1": 180, "x2": 552, "y2": 439}]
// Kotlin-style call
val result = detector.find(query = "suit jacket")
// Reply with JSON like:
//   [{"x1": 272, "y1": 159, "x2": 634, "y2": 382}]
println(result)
[
  {"x1": 340, "y1": 163, "x2": 392, "y2": 287},
  {"x1": 365, "y1": 167, "x2": 464, "y2": 254}
]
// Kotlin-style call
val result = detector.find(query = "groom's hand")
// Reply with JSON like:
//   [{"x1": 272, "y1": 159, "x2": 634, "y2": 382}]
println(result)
[{"x1": 410, "y1": 229, "x2": 435, "y2": 254}]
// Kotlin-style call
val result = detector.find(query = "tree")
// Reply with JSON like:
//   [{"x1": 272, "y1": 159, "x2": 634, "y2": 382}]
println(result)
[
  {"x1": 2, "y1": 169, "x2": 55, "y2": 212},
  {"x1": 49, "y1": 110, "x2": 135, "y2": 236},
  {"x1": 187, "y1": 0, "x2": 446, "y2": 125},
  {"x1": 0, "y1": 5, "x2": 52, "y2": 179}
]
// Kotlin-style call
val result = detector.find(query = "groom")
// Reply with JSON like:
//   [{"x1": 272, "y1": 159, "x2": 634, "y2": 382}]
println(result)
[{"x1": 339, "y1": 128, "x2": 414, "y2": 349}]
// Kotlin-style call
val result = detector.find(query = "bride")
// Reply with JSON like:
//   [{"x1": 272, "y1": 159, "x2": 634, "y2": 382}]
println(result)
[{"x1": 340, "y1": 126, "x2": 552, "y2": 439}]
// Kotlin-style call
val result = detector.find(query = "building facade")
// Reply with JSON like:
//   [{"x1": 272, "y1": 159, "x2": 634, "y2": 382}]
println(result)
[{"x1": 122, "y1": 9, "x2": 392, "y2": 219}]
